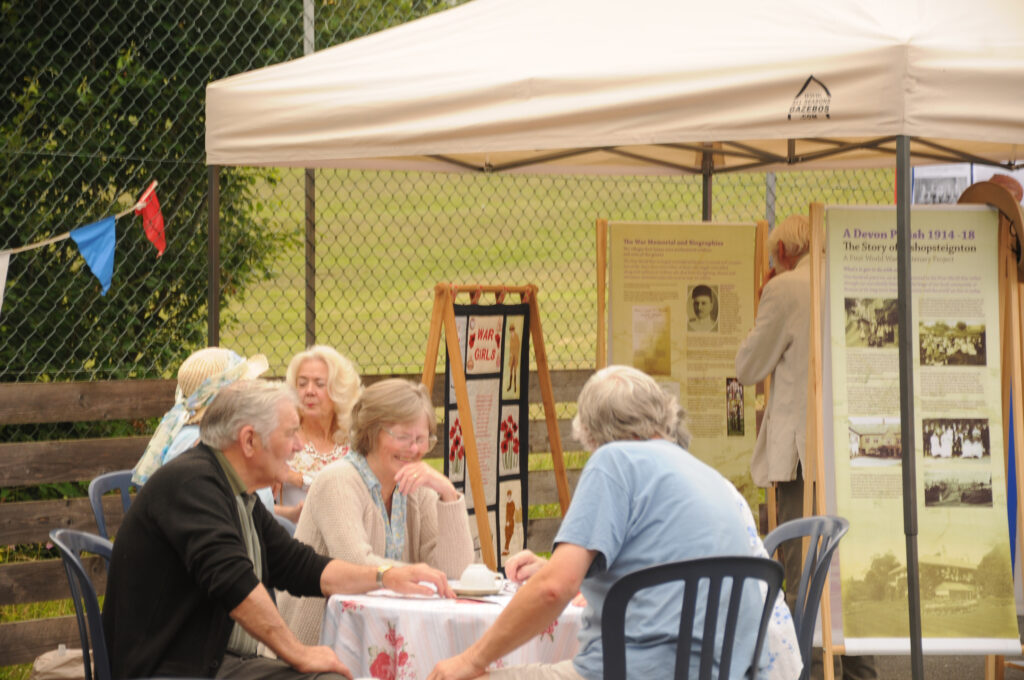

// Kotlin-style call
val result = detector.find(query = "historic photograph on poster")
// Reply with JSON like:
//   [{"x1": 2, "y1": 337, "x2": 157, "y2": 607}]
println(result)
[
  {"x1": 912, "y1": 163, "x2": 972, "y2": 205},
  {"x1": 848, "y1": 416, "x2": 901, "y2": 467},
  {"x1": 924, "y1": 470, "x2": 993, "y2": 508},
  {"x1": 919, "y1": 319, "x2": 986, "y2": 367},
  {"x1": 726, "y1": 378, "x2": 744, "y2": 436},
  {"x1": 922, "y1": 418, "x2": 990, "y2": 461},
  {"x1": 844, "y1": 298, "x2": 898, "y2": 348},
  {"x1": 687, "y1": 283, "x2": 719, "y2": 333},
  {"x1": 631, "y1": 305, "x2": 671, "y2": 376}
]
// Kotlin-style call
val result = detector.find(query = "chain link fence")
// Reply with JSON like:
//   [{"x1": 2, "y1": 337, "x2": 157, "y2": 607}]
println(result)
[{"x1": 2, "y1": 1, "x2": 895, "y2": 388}]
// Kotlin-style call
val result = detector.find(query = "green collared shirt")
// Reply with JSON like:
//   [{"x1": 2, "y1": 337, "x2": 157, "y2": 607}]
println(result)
[{"x1": 214, "y1": 450, "x2": 262, "y2": 657}]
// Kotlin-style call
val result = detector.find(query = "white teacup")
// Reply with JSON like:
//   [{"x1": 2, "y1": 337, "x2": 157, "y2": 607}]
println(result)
[{"x1": 459, "y1": 563, "x2": 502, "y2": 591}]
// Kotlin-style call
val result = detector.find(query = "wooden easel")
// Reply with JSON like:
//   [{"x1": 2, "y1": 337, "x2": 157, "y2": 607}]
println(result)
[
  {"x1": 955, "y1": 184, "x2": 1024, "y2": 679},
  {"x1": 421, "y1": 282, "x2": 572, "y2": 571}
]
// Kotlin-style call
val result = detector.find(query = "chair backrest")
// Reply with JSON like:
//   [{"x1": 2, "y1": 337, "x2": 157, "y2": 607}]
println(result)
[
  {"x1": 762, "y1": 515, "x2": 850, "y2": 679},
  {"x1": 601, "y1": 556, "x2": 784, "y2": 680},
  {"x1": 88, "y1": 470, "x2": 137, "y2": 539},
  {"x1": 49, "y1": 528, "x2": 113, "y2": 680}
]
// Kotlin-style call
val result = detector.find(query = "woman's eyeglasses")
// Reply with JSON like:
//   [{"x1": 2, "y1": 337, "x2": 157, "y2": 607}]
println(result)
[{"x1": 385, "y1": 428, "x2": 438, "y2": 449}]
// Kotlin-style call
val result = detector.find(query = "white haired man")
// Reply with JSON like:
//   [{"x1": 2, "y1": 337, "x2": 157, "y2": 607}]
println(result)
[
  {"x1": 104, "y1": 380, "x2": 454, "y2": 680},
  {"x1": 735, "y1": 215, "x2": 876, "y2": 679}
]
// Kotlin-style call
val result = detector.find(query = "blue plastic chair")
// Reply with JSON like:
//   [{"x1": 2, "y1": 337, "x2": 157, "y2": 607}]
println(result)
[
  {"x1": 763, "y1": 515, "x2": 850, "y2": 680},
  {"x1": 601, "y1": 556, "x2": 784, "y2": 679},
  {"x1": 50, "y1": 528, "x2": 113, "y2": 680},
  {"x1": 88, "y1": 469, "x2": 137, "y2": 539}
]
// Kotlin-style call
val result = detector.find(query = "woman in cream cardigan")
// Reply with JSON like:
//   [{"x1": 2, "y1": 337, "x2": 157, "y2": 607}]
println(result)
[{"x1": 278, "y1": 378, "x2": 474, "y2": 645}]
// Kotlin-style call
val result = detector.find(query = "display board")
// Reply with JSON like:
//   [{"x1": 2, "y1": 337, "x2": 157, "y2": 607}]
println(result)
[
  {"x1": 444, "y1": 303, "x2": 530, "y2": 569},
  {"x1": 605, "y1": 222, "x2": 759, "y2": 505},
  {"x1": 823, "y1": 205, "x2": 1019, "y2": 654}
]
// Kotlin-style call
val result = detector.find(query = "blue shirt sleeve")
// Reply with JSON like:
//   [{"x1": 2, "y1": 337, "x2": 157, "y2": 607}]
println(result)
[{"x1": 553, "y1": 446, "x2": 631, "y2": 575}]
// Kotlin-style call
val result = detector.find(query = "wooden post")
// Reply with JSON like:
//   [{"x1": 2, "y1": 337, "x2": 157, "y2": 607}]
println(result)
[
  {"x1": 527, "y1": 285, "x2": 571, "y2": 515},
  {"x1": 806, "y1": 202, "x2": 836, "y2": 680},
  {"x1": 754, "y1": 219, "x2": 778, "y2": 532}
]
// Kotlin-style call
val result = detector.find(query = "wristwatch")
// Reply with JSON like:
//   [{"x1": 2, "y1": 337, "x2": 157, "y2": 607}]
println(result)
[{"x1": 376, "y1": 564, "x2": 393, "y2": 588}]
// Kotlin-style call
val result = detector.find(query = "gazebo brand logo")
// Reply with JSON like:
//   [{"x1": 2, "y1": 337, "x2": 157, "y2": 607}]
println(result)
[{"x1": 789, "y1": 75, "x2": 831, "y2": 120}]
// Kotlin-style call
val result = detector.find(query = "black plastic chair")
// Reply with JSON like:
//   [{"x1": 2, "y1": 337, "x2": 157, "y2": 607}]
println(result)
[
  {"x1": 50, "y1": 528, "x2": 113, "y2": 680},
  {"x1": 762, "y1": 515, "x2": 850, "y2": 680},
  {"x1": 88, "y1": 469, "x2": 137, "y2": 539},
  {"x1": 601, "y1": 556, "x2": 784, "y2": 680}
]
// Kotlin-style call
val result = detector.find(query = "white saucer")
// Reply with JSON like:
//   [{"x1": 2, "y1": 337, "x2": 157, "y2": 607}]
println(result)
[{"x1": 454, "y1": 584, "x2": 502, "y2": 596}]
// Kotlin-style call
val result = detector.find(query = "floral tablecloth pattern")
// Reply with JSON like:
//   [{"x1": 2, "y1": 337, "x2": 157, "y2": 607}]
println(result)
[{"x1": 321, "y1": 590, "x2": 582, "y2": 679}]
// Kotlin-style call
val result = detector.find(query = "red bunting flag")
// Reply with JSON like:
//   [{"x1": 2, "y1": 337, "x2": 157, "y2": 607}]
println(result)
[{"x1": 135, "y1": 180, "x2": 165, "y2": 256}]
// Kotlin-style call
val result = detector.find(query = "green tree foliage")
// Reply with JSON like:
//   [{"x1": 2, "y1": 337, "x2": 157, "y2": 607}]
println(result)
[
  {"x1": 0, "y1": 0, "x2": 451, "y2": 383},
  {"x1": 0, "y1": 1, "x2": 300, "y2": 381},
  {"x1": 975, "y1": 543, "x2": 1013, "y2": 598},
  {"x1": 862, "y1": 552, "x2": 901, "y2": 601}
]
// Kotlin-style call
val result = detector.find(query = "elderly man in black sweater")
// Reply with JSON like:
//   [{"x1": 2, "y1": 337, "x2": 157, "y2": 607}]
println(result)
[{"x1": 103, "y1": 379, "x2": 454, "y2": 680}]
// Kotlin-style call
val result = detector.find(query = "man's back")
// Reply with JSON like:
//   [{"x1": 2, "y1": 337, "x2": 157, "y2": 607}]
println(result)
[{"x1": 735, "y1": 257, "x2": 811, "y2": 486}]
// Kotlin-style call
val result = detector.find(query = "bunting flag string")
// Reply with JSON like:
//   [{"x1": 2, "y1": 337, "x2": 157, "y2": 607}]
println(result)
[
  {"x1": 135, "y1": 180, "x2": 165, "y2": 256},
  {"x1": 0, "y1": 181, "x2": 164, "y2": 316}
]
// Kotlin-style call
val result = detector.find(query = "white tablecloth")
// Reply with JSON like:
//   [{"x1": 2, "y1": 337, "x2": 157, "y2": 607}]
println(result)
[{"x1": 321, "y1": 587, "x2": 581, "y2": 679}]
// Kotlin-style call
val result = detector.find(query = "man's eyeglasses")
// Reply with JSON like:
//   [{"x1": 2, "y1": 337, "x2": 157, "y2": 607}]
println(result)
[{"x1": 385, "y1": 428, "x2": 438, "y2": 449}]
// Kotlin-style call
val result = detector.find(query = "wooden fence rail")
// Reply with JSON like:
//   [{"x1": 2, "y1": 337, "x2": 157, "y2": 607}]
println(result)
[{"x1": 0, "y1": 370, "x2": 590, "y2": 667}]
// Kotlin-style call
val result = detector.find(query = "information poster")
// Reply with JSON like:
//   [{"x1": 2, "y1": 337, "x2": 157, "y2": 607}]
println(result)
[
  {"x1": 607, "y1": 222, "x2": 758, "y2": 505},
  {"x1": 444, "y1": 305, "x2": 529, "y2": 570},
  {"x1": 825, "y1": 205, "x2": 1018, "y2": 653}
]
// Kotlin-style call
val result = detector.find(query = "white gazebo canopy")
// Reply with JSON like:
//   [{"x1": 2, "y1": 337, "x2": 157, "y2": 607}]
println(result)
[{"x1": 206, "y1": 0, "x2": 1024, "y2": 175}]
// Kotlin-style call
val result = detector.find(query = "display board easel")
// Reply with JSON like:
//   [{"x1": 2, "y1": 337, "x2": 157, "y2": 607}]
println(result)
[
  {"x1": 597, "y1": 217, "x2": 777, "y2": 532},
  {"x1": 422, "y1": 283, "x2": 571, "y2": 570},
  {"x1": 807, "y1": 196, "x2": 1024, "y2": 674}
]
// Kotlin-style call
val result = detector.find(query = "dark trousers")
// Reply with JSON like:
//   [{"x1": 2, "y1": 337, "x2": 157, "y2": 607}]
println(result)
[
  {"x1": 777, "y1": 468, "x2": 877, "y2": 680},
  {"x1": 216, "y1": 652, "x2": 348, "y2": 680}
]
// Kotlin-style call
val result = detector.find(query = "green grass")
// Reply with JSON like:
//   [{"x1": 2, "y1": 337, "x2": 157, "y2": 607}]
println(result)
[{"x1": 219, "y1": 167, "x2": 893, "y2": 376}]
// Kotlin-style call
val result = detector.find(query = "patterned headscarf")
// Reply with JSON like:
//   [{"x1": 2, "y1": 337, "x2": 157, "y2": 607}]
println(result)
[{"x1": 132, "y1": 349, "x2": 268, "y2": 484}]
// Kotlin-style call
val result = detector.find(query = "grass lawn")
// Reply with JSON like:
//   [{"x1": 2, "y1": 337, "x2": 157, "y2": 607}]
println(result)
[{"x1": 219, "y1": 167, "x2": 893, "y2": 376}]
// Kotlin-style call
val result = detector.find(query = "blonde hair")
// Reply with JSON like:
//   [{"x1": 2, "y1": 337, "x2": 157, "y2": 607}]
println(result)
[
  {"x1": 766, "y1": 214, "x2": 810, "y2": 260},
  {"x1": 286, "y1": 345, "x2": 361, "y2": 444},
  {"x1": 349, "y1": 379, "x2": 434, "y2": 456},
  {"x1": 571, "y1": 365, "x2": 690, "y2": 451}
]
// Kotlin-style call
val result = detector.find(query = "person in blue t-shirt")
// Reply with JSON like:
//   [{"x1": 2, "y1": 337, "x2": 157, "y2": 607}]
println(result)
[{"x1": 428, "y1": 365, "x2": 800, "y2": 680}]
